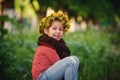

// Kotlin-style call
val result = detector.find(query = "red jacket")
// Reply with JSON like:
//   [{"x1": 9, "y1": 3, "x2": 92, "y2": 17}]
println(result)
[{"x1": 31, "y1": 45, "x2": 60, "y2": 80}]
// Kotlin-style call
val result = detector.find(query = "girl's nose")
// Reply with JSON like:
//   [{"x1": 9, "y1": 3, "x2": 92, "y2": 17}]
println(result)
[{"x1": 56, "y1": 29, "x2": 60, "y2": 33}]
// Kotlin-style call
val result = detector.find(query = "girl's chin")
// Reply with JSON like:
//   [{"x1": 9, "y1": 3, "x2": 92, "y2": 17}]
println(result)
[
  {"x1": 55, "y1": 38, "x2": 59, "y2": 41},
  {"x1": 54, "y1": 37, "x2": 60, "y2": 41}
]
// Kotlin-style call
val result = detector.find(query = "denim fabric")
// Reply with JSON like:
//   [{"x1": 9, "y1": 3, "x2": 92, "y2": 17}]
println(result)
[{"x1": 38, "y1": 56, "x2": 79, "y2": 80}]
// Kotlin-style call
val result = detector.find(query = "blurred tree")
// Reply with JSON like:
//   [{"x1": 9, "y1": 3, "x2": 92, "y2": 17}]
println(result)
[
  {"x1": 1, "y1": 0, "x2": 120, "y2": 28},
  {"x1": 0, "y1": 0, "x2": 14, "y2": 27},
  {"x1": 29, "y1": 0, "x2": 119, "y2": 26},
  {"x1": 108, "y1": 0, "x2": 120, "y2": 17}
]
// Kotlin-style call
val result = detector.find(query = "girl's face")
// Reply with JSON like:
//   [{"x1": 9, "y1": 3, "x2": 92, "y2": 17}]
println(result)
[{"x1": 44, "y1": 20, "x2": 64, "y2": 41}]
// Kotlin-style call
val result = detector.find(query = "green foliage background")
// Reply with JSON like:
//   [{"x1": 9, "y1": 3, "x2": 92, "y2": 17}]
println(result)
[
  {"x1": 1, "y1": 0, "x2": 120, "y2": 79},
  {"x1": 0, "y1": 26, "x2": 120, "y2": 80}
]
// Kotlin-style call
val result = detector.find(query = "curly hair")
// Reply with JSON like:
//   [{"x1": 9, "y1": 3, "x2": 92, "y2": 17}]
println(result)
[{"x1": 38, "y1": 11, "x2": 70, "y2": 34}]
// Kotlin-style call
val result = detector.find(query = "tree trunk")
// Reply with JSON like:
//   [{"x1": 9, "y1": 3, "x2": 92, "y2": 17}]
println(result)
[{"x1": 0, "y1": 0, "x2": 4, "y2": 27}]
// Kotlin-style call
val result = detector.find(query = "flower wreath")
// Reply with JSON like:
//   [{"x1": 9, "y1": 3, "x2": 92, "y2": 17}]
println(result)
[{"x1": 38, "y1": 11, "x2": 70, "y2": 34}]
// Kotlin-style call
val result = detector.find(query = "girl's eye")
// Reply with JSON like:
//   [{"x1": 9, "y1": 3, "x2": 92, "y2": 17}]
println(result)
[
  {"x1": 52, "y1": 27, "x2": 56, "y2": 30},
  {"x1": 59, "y1": 28, "x2": 63, "y2": 31}
]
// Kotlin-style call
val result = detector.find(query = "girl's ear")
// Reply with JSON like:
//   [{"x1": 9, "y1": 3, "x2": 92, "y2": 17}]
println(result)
[{"x1": 44, "y1": 28, "x2": 48, "y2": 35}]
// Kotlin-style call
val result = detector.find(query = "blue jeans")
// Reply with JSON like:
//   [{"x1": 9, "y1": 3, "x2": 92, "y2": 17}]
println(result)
[{"x1": 38, "y1": 56, "x2": 79, "y2": 80}]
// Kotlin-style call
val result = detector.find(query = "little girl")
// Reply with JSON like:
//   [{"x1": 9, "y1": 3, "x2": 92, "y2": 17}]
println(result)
[{"x1": 31, "y1": 11, "x2": 79, "y2": 80}]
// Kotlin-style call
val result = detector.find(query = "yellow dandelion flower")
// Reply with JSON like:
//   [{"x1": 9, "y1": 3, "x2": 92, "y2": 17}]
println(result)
[
  {"x1": 45, "y1": 23, "x2": 49, "y2": 27},
  {"x1": 53, "y1": 13, "x2": 58, "y2": 17},
  {"x1": 61, "y1": 21, "x2": 65, "y2": 25},
  {"x1": 41, "y1": 17, "x2": 46, "y2": 23}
]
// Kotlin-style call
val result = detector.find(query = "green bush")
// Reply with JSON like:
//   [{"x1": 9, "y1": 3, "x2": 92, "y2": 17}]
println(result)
[
  {"x1": 0, "y1": 15, "x2": 34, "y2": 80},
  {"x1": 64, "y1": 29, "x2": 120, "y2": 80},
  {"x1": 0, "y1": 36, "x2": 16, "y2": 79},
  {"x1": 0, "y1": 28, "x2": 35, "y2": 80},
  {"x1": 1, "y1": 28, "x2": 120, "y2": 80},
  {"x1": 8, "y1": 31, "x2": 36, "y2": 80}
]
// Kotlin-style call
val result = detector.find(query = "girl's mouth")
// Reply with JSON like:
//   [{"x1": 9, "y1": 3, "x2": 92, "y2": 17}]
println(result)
[{"x1": 53, "y1": 35, "x2": 60, "y2": 40}]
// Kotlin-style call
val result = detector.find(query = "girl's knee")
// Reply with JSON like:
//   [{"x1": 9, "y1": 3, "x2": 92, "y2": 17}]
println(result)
[
  {"x1": 70, "y1": 56, "x2": 79, "y2": 66},
  {"x1": 66, "y1": 56, "x2": 79, "y2": 66}
]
